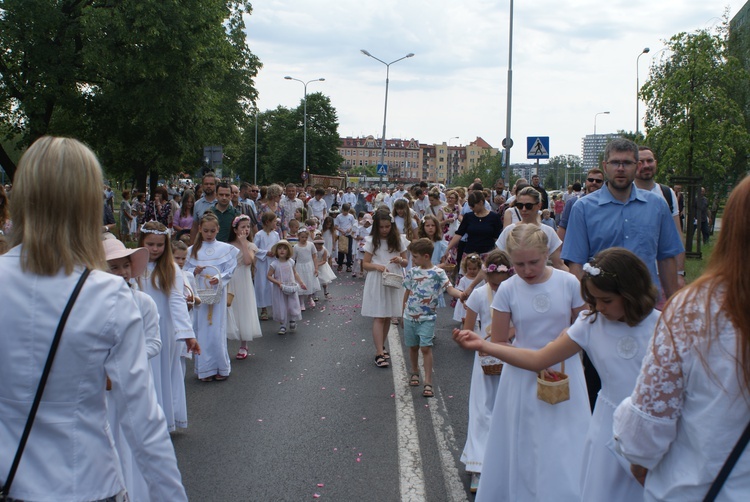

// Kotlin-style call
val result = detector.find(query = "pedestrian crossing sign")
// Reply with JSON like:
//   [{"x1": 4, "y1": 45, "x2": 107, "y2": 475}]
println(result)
[
  {"x1": 376, "y1": 164, "x2": 388, "y2": 175},
  {"x1": 527, "y1": 137, "x2": 550, "y2": 159}
]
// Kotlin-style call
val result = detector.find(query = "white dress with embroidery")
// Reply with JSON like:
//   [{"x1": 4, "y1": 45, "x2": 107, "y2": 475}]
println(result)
[
  {"x1": 477, "y1": 269, "x2": 589, "y2": 502},
  {"x1": 293, "y1": 241, "x2": 320, "y2": 297},
  {"x1": 227, "y1": 242, "x2": 262, "y2": 342},
  {"x1": 184, "y1": 240, "x2": 238, "y2": 379},
  {"x1": 253, "y1": 229, "x2": 280, "y2": 309},
  {"x1": 614, "y1": 285, "x2": 750, "y2": 501},
  {"x1": 567, "y1": 309, "x2": 660, "y2": 501}
]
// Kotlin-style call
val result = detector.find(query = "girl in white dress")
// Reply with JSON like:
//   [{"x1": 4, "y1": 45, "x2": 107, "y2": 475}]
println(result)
[
  {"x1": 227, "y1": 215, "x2": 262, "y2": 360},
  {"x1": 293, "y1": 227, "x2": 320, "y2": 309},
  {"x1": 459, "y1": 250, "x2": 514, "y2": 493},
  {"x1": 456, "y1": 247, "x2": 658, "y2": 501},
  {"x1": 362, "y1": 209, "x2": 409, "y2": 368},
  {"x1": 267, "y1": 240, "x2": 306, "y2": 335},
  {"x1": 314, "y1": 232, "x2": 337, "y2": 299},
  {"x1": 185, "y1": 213, "x2": 238, "y2": 382},
  {"x1": 452, "y1": 254, "x2": 482, "y2": 323},
  {"x1": 254, "y1": 211, "x2": 281, "y2": 321},
  {"x1": 354, "y1": 214, "x2": 372, "y2": 277},
  {"x1": 138, "y1": 221, "x2": 199, "y2": 431},
  {"x1": 321, "y1": 216, "x2": 336, "y2": 264},
  {"x1": 172, "y1": 240, "x2": 200, "y2": 375},
  {"x1": 461, "y1": 223, "x2": 589, "y2": 501}
]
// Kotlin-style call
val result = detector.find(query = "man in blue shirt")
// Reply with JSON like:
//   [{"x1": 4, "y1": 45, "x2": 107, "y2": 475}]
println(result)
[{"x1": 561, "y1": 138, "x2": 683, "y2": 300}]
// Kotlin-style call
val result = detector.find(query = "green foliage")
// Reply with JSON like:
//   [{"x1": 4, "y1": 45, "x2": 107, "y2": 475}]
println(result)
[
  {"x1": 543, "y1": 154, "x2": 582, "y2": 190},
  {"x1": 642, "y1": 17, "x2": 750, "y2": 197},
  {"x1": 451, "y1": 151, "x2": 504, "y2": 188},
  {"x1": 0, "y1": 0, "x2": 260, "y2": 187},
  {"x1": 238, "y1": 92, "x2": 343, "y2": 185}
]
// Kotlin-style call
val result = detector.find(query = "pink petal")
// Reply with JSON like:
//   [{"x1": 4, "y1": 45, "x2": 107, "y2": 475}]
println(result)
[{"x1": 317, "y1": 483, "x2": 325, "y2": 487}]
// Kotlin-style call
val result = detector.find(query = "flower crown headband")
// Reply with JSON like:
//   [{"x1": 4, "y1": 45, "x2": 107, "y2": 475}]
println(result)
[
  {"x1": 140, "y1": 224, "x2": 171, "y2": 236},
  {"x1": 232, "y1": 214, "x2": 251, "y2": 228},
  {"x1": 583, "y1": 262, "x2": 615, "y2": 278},
  {"x1": 484, "y1": 263, "x2": 513, "y2": 275}
]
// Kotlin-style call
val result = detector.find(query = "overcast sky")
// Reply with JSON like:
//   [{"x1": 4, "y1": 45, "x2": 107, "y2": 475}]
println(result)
[{"x1": 245, "y1": 1, "x2": 745, "y2": 163}]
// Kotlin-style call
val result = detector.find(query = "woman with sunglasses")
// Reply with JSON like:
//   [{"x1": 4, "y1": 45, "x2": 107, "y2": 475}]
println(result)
[{"x1": 495, "y1": 186, "x2": 568, "y2": 271}]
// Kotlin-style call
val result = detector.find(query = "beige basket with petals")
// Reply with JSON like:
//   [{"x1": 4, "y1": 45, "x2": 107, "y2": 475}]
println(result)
[
  {"x1": 382, "y1": 263, "x2": 404, "y2": 288},
  {"x1": 537, "y1": 361, "x2": 570, "y2": 405}
]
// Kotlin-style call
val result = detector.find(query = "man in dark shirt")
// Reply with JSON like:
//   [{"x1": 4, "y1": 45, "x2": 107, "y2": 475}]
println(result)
[{"x1": 210, "y1": 182, "x2": 239, "y2": 242}]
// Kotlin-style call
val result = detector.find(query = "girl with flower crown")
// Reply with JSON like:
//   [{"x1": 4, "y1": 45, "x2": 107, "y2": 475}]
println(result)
[
  {"x1": 226, "y1": 214, "x2": 262, "y2": 360},
  {"x1": 185, "y1": 213, "x2": 238, "y2": 382},
  {"x1": 138, "y1": 220, "x2": 199, "y2": 431},
  {"x1": 453, "y1": 223, "x2": 588, "y2": 501},
  {"x1": 455, "y1": 246, "x2": 658, "y2": 501}
]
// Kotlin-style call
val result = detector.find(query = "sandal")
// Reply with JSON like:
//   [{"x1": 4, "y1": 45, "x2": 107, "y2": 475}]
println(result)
[
  {"x1": 382, "y1": 350, "x2": 390, "y2": 360},
  {"x1": 278, "y1": 326, "x2": 287, "y2": 335},
  {"x1": 236, "y1": 347, "x2": 248, "y2": 360},
  {"x1": 409, "y1": 373, "x2": 420, "y2": 386},
  {"x1": 346, "y1": 267, "x2": 352, "y2": 273},
  {"x1": 423, "y1": 384, "x2": 434, "y2": 398},
  {"x1": 324, "y1": 292, "x2": 331, "y2": 300},
  {"x1": 200, "y1": 376, "x2": 215, "y2": 382},
  {"x1": 375, "y1": 355, "x2": 390, "y2": 368},
  {"x1": 214, "y1": 374, "x2": 228, "y2": 382},
  {"x1": 260, "y1": 310, "x2": 269, "y2": 321}
]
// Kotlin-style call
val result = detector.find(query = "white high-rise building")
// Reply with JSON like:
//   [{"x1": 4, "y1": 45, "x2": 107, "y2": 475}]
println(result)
[{"x1": 581, "y1": 133, "x2": 621, "y2": 170}]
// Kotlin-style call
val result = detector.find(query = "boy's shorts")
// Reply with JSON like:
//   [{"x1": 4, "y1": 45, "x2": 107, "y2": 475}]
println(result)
[{"x1": 403, "y1": 318, "x2": 436, "y2": 347}]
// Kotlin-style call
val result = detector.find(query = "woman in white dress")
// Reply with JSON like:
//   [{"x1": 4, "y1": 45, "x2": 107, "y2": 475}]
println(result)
[
  {"x1": 0, "y1": 136, "x2": 187, "y2": 501},
  {"x1": 475, "y1": 224, "x2": 588, "y2": 501},
  {"x1": 614, "y1": 175, "x2": 750, "y2": 501},
  {"x1": 254, "y1": 211, "x2": 281, "y2": 321},
  {"x1": 227, "y1": 215, "x2": 262, "y2": 360}
]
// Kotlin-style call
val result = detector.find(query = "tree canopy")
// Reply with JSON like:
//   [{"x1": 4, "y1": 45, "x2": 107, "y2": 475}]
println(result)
[
  {"x1": 0, "y1": 0, "x2": 260, "y2": 187},
  {"x1": 642, "y1": 17, "x2": 749, "y2": 194}
]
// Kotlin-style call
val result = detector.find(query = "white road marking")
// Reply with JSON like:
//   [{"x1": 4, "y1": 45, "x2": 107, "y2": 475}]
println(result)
[
  {"x1": 426, "y1": 383, "x2": 469, "y2": 502},
  {"x1": 388, "y1": 324, "x2": 427, "y2": 501}
]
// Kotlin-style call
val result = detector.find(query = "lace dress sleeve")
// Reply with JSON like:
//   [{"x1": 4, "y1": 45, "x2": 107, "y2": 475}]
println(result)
[{"x1": 613, "y1": 291, "x2": 698, "y2": 468}]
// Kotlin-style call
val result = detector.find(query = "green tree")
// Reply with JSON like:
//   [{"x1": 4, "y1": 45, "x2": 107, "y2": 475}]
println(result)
[
  {"x1": 642, "y1": 16, "x2": 749, "y2": 252},
  {"x1": 544, "y1": 154, "x2": 582, "y2": 190},
  {"x1": 0, "y1": 0, "x2": 260, "y2": 187},
  {"x1": 451, "y1": 151, "x2": 504, "y2": 188},
  {"x1": 642, "y1": 19, "x2": 749, "y2": 190},
  {"x1": 239, "y1": 92, "x2": 343, "y2": 184}
]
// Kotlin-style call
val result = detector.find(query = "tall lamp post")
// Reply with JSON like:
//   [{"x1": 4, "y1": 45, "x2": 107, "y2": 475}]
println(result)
[
  {"x1": 361, "y1": 50, "x2": 415, "y2": 186},
  {"x1": 593, "y1": 111, "x2": 610, "y2": 136},
  {"x1": 636, "y1": 47, "x2": 650, "y2": 138},
  {"x1": 503, "y1": 0, "x2": 515, "y2": 188},
  {"x1": 284, "y1": 76, "x2": 325, "y2": 178}
]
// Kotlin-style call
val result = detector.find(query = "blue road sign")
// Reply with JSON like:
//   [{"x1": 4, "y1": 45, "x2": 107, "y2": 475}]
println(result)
[
  {"x1": 526, "y1": 137, "x2": 550, "y2": 159},
  {"x1": 376, "y1": 164, "x2": 388, "y2": 175}
]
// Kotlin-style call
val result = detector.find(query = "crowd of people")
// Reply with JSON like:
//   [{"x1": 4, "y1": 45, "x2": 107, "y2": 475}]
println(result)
[{"x1": 0, "y1": 135, "x2": 748, "y2": 501}]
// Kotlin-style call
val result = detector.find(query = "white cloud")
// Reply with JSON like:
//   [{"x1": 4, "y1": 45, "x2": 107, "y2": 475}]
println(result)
[{"x1": 245, "y1": 0, "x2": 745, "y2": 162}]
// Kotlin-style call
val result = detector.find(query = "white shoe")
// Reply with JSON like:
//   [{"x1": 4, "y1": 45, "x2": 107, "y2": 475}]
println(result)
[{"x1": 470, "y1": 473, "x2": 480, "y2": 493}]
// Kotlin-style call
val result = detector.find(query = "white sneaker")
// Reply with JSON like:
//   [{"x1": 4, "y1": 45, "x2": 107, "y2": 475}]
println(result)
[{"x1": 470, "y1": 473, "x2": 480, "y2": 493}]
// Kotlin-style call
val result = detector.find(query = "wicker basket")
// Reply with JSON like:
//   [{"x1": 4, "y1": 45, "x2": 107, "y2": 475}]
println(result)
[
  {"x1": 479, "y1": 333, "x2": 503, "y2": 375},
  {"x1": 537, "y1": 361, "x2": 570, "y2": 405},
  {"x1": 382, "y1": 263, "x2": 404, "y2": 289},
  {"x1": 196, "y1": 265, "x2": 223, "y2": 305}
]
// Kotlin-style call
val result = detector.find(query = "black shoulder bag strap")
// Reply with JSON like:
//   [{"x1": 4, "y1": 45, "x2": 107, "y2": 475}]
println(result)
[
  {"x1": 1, "y1": 268, "x2": 90, "y2": 499},
  {"x1": 703, "y1": 418, "x2": 750, "y2": 502}
]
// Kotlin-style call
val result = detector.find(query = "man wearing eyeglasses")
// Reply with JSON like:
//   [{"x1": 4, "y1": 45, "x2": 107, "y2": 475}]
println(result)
[
  {"x1": 635, "y1": 146, "x2": 685, "y2": 288},
  {"x1": 556, "y1": 172, "x2": 604, "y2": 241},
  {"x1": 562, "y1": 138, "x2": 683, "y2": 300}
]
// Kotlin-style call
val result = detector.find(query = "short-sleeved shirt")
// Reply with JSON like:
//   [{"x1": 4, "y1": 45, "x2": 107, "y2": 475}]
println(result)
[
  {"x1": 307, "y1": 197, "x2": 328, "y2": 221},
  {"x1": 403, "y1": 266, "x2": 450, "y2": 322},
  {"x1": 561, "y1": 183, "x2": 684, "y2": 293},
  {"x1": 210, "y1": 204, "x2": 239, "y2": 242},
  {"x1": 193, "y1": 196, "x2": 217, "y2": 221},
  {"x1": 334, "y1": 212, "x2": 356, "y2": 235}
]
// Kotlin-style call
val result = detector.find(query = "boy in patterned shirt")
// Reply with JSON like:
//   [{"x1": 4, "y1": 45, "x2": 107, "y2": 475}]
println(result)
[{"x1": 402, "y1": 238, "x2": 463, "y2": 397}]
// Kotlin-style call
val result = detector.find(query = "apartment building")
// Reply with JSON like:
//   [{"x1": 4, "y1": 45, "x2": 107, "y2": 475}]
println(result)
[{"x1": 338, "y1": 136, "x2": 497, "y2": 183}]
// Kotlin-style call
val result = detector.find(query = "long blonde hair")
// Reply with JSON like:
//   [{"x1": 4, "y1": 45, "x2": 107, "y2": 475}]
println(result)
[{"x1": 11, "y1": 136, "x2": 106, "y2": 275}]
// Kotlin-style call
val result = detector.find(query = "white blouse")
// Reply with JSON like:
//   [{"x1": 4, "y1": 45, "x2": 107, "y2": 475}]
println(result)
[
  {"x1": 0, "y1": 246, "x2": 186, "y2": 501},
  {"x1": 614, "y1": 284, "x2": 750, "y2": 501}
]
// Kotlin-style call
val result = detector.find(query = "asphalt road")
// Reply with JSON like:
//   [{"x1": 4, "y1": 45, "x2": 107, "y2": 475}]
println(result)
[{"x1": 173, "y1": 273, "x2": 477, "y2": 502}]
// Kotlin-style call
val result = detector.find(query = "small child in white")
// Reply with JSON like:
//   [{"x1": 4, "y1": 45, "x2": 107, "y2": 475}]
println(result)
[{"x1": 402, "y1": 238, "x2": 463, "y2": 398}]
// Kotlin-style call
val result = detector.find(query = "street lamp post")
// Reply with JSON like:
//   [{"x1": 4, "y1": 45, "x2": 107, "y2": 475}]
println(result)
[
  {"x1": 284, "y1": 76, "x2": 325, "y2": 178},
  {"x1": 594, "y1": 111, "x2": 610, "y2": 136},
  {"x1": 503, "y1": 0, "x2": 515, "y2": 188},
  {"x1": 636, "y1": 47, "x2": 650, "y2": 138},
  {"x1": 361, "y1": 50, "x2": 415, "y2": 186}
]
